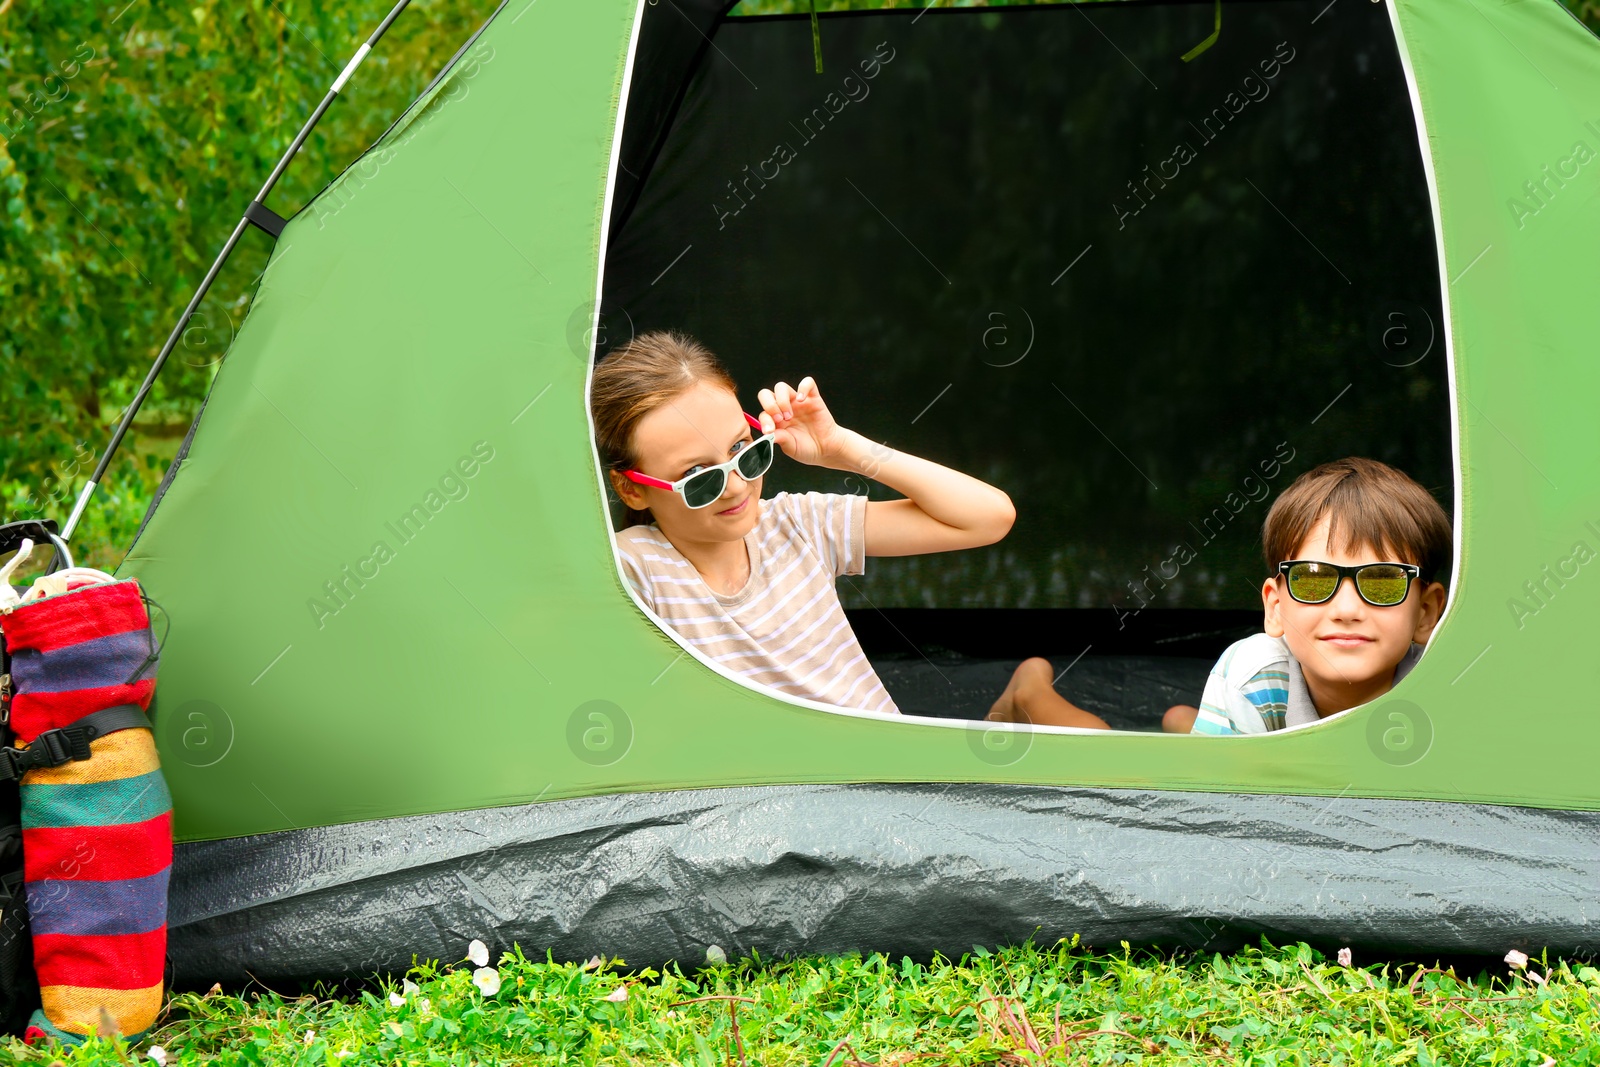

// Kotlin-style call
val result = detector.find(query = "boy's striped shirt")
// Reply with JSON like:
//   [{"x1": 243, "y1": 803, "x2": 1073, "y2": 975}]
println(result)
[
  {"x1": 615, "y1": 492, "x2": 897, "y2": 714},
  {"x1": 1192, "y1": 634, "x2": 1296, "y2": 735},
  {"x1": 1192, "y1": 632, "x2": 1424, "y2": 735}
]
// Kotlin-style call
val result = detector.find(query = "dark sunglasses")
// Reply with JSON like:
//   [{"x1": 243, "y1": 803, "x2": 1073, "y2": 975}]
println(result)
[
  {"x1": 623, "y1": 413, "x2": 776, "y2": 510},
  {"x1": 1277, "y1": 560, "x2": 1421, "y2": 607}
]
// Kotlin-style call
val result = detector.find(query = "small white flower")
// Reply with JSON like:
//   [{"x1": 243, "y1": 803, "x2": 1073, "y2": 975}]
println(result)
[
  {"x1": 388, "y1": 991, "x2": 405, "y2": 1008},
  {"x1": 1337, "y1": 947, "x2": 1352, "y2": 967},
  {"x1": 468, "y1": 939, "x2": 490, "y2": 967},
  {"x1": 1528, "y1": 970, "x2": 1548, "y2": 986},
  {"x1": 472, "y1": 967, "x2": 501, "y2": 997},
  {"x1": 603, "y1": 985, "x2": 628, "y2": 1002},
  {"x1": 147, "y1": 1047, "x2": 168, "y2": 1066},
  {"x1": 336, "y1": 1051, "x2": 353, "y2": 1060},
  {"x1": 705, "y1": 944, "x2": 727, "y2": 966},
  {"x1": 418, "y1": 997, "x2": 432, "y2": 1014},
  {"x1": 1505, "y1": 949, "x2": 1530, "y2": 969},
  {"x1": 304, "y1": 1029, "x2": 316, "y2": 1045},
  {"x1": 403, "y1": 979, "x2": 420, "y2": 996}
]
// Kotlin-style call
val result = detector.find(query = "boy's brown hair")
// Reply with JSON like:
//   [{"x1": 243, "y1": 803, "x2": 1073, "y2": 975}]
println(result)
[{"x1": 1262, "y1": 457, "x2": 1452, "y2": 580}]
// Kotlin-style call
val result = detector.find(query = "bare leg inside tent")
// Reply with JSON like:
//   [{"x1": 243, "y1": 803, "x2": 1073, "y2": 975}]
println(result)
[{"x1": 986, "y1": 657, "x2": 1111, "y2": 730}]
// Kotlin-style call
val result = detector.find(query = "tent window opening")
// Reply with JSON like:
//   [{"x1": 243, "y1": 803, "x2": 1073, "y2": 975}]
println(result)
[{"x1": 597, "y1": 0, "x2": 1453, "y2": 731}]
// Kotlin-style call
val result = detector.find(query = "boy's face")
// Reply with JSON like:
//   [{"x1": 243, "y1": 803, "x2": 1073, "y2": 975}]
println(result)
[
  {"x1": 610, "y1": 379, "x2": 764, "y2": 545},
  {"x1": 1261, "y1": 515, "x2": 1446, "y2": 713}
]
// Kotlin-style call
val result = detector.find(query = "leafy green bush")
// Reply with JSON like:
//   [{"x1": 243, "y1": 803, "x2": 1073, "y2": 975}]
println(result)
[{"x1": 2, "y1": 0, "x2": 493, "y2": 567}]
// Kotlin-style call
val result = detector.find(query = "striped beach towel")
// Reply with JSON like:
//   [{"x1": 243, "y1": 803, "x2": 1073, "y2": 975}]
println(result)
[{"x1": 1, "y1": 578, "x2": 170, "y2": 1044}]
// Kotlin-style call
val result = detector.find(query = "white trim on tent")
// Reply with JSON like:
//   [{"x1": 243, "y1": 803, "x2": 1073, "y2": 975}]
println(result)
[
  {"x1": 1385, "y1": 0, "x2": 1466, "y2": 639},
  {"x1": 585, "y1": 1, "x2": 1459, "y2": 738}
]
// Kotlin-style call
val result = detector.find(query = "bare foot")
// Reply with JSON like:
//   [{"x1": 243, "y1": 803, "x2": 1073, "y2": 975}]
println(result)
[
  {"x1": 987, "y1": 657, "x2": 1055, "y2": 722},
  {"x1": 989, "y1": 657, "x2": 1112, "y2": 730}
]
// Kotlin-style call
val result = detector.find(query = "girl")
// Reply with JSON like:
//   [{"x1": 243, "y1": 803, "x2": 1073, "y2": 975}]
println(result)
[{"x1": 591, "y1": 330, "x2": 1015, "y2": 714}]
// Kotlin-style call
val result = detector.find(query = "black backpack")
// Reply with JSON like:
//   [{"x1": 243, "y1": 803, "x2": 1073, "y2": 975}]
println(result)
[{"x1": 0, "y1": 735, "x2": 39, "y2": 1038}]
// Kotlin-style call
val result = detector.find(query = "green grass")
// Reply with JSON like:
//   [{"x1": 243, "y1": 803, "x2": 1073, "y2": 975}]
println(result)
[{"x1": 6, "y1": 940, "x2": 1595, "y2": 1064}]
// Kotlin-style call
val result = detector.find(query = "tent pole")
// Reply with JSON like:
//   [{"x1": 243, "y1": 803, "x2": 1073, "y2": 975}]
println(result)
[{"x1": 61, "y1": 0, "x2": 414, "y2": 543}]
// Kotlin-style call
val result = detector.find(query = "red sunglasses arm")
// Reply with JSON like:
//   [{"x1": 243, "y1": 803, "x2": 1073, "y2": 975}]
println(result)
[
  {"x1": 622, "y1": 416, "x2": 764, "y2": 491},
  {"x1": 623, "y1": 470, "x2": 674, "y2": 490}
]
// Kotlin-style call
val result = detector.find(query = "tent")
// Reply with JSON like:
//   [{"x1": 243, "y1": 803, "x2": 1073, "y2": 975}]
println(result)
[{"x1": 115, "y1": 0, "x2": 1598, "y2": 983}]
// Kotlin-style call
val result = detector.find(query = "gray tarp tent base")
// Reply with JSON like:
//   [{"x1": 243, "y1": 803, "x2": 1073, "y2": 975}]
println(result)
[{"x1": 169, "y1": 786, "x2": 1598, "y2": 982}]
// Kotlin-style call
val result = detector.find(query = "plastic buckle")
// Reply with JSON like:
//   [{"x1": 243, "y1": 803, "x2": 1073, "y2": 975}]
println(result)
[
  {"x1": 31, "y1": 728, "x2": 79, "y2": 768},
  {"x1": 0, "y1": 749, "x2": 20, "y2": 782}
]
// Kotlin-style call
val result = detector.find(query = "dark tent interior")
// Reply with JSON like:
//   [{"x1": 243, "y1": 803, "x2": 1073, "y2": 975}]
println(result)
[{"x1": 599, "y1": 0, "x2": 1452, "y2": 728}]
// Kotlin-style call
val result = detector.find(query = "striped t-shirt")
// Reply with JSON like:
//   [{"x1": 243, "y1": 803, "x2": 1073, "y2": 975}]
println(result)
[{"x1": 614, "y1": 491, "x2": 898, "y2": 714}]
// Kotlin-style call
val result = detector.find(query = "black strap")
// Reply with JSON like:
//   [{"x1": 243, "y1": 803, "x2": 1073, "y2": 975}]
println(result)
[
  {"x1": 0, "y1": 520, "x2": 59, "y2": 560},
  {"x1": 244, "y1": 199, "x2": 288, "y2": 238},
  {"x1": 0, "y1": 705, "x2": 152, "y2": 784}
]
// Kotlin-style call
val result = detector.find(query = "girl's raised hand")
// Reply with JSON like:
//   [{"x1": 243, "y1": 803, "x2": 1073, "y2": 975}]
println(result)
[{"x1": 757, "y1": 377, "x2": 840, "y2": 467}]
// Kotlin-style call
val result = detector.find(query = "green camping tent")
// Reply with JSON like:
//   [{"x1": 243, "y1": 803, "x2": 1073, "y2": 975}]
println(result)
[{"x1": 114, "y1": 0, "x2": 1597, "y2": 980}]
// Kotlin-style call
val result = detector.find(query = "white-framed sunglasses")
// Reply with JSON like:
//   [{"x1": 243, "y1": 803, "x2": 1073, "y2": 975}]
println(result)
[{"x1": 623, "y1": 413, "x2": 776, "y2": 509}]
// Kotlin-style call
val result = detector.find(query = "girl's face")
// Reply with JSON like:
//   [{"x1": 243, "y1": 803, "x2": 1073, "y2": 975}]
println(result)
[{"x1": 611, "y1": 380, "x2": 764, "y2": 542}]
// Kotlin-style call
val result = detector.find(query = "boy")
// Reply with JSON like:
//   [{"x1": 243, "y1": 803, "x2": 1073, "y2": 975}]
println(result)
[
  {"x1": 987, "y1": 457, "x2": 1449, "y2": 733},
  {"x1": 1165, "y1": 456, "x2": 1450, "y2": 734}
]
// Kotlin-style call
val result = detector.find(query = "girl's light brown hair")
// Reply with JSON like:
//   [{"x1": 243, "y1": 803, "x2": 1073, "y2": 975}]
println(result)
[
  {"x1": 1262, "y1": 457, "x2": 1452, "y2": 581},
  {"x1": 590, "y1": 330, "x2": 737, "y2": 527}
]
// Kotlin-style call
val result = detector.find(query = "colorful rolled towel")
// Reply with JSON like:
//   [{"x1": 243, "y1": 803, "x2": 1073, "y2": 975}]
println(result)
[{"x1": 1, "y1": 578, "x2": 170, "y2": 1044}]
